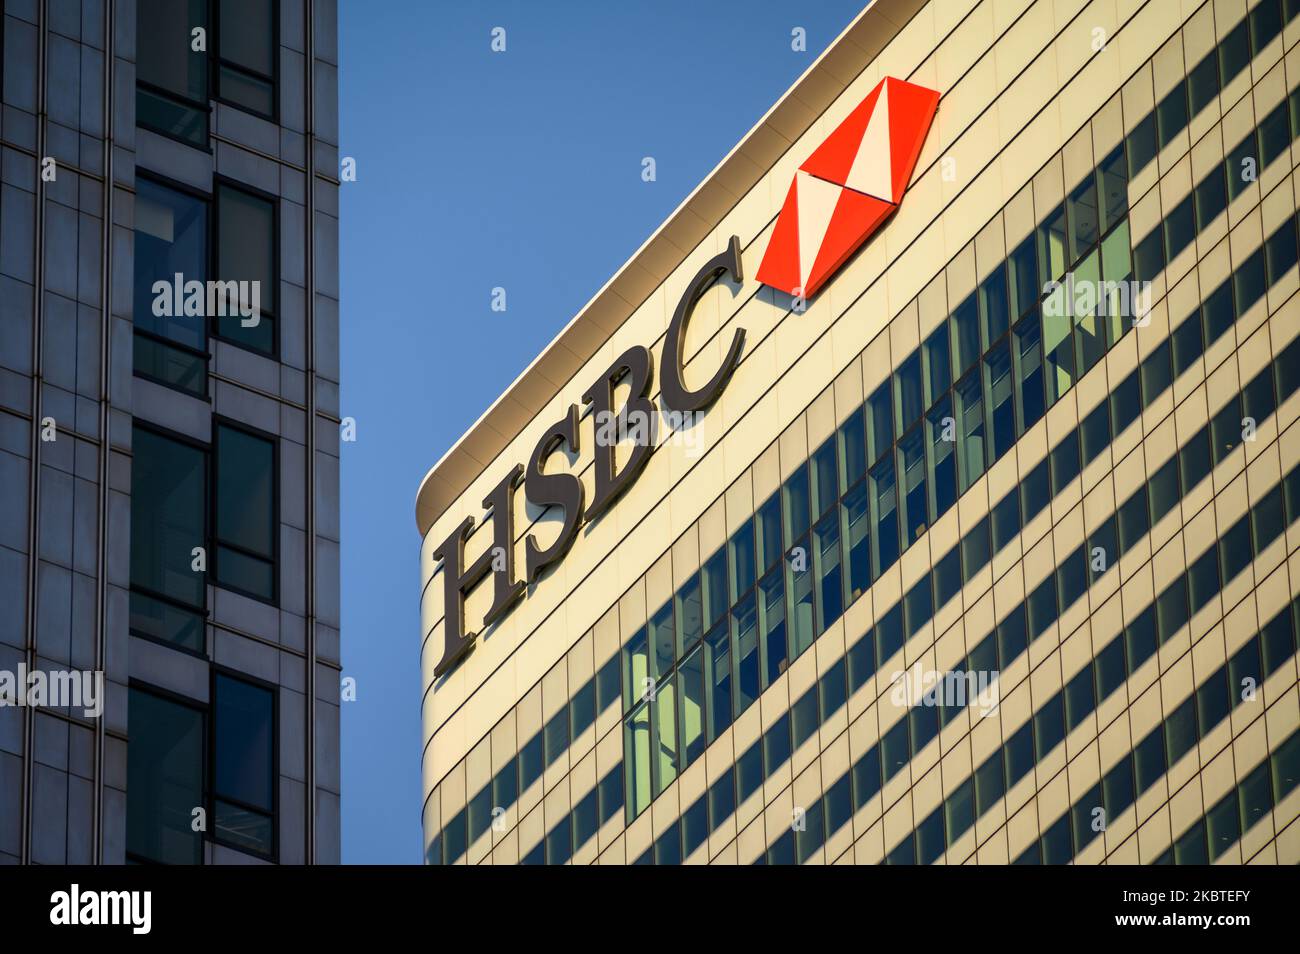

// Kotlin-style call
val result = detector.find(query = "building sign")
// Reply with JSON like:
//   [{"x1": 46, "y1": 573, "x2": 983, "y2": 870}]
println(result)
[
  {"x1": 756, "y1": 76, "x2": 940, "y2": 298},
  {"x1": 431, "y1": 77, "x2": 939, "y2": 678}
]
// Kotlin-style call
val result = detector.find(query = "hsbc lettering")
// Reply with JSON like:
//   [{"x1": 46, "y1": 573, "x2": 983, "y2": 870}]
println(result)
[
  {"x1": 432, "y1": 239, "x2": 746, "y2": 676},
  {"x1": 432, "y1": 76, "x2": 940, "y2": 677}
]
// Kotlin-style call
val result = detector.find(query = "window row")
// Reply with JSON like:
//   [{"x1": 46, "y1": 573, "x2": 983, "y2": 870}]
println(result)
[
  {"x1": 883, "y1": 468, "x2": 1300, "y2": 866},
  {"x1": 126, "y1": 673, "x2": 278, "y2": 864}
]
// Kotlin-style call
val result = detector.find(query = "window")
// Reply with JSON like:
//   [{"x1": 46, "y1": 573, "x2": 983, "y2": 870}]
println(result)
[
  {"x1": 127, "y1": 687, "x2": 205, "y2": 864},
  {"x1": 1012, "y1": 313, "x2": 1045, "y2": 433},
  {"x1": 218, "y1": 0, "x2": 276, "y2": 116},
  {"x1": 758, "y1": 567, "x2": 787, "y2": 688},
  {"x1": 1163, "y1": 194, "x2": 1195, "y2": 262},
  {"x1": 215, "y1": 182, "x2": 277, "y2": 354},
  {"x1": 211, "y1": 673, "x2": 275, "y2": 857},
  {"x1": 1126, "y1": 114, "x2": 1157, "y2": 179},
  {"x1": 130, "y1": 426, "x2": 207, "y2": 652},
  {"x1": 134, "y1": 178, "x2": 209, "y2": 396},
  {"x1": 1008, "y1": 236, "x2": 1038, "y2": 319},
  {"x1": 137, "y1": 0, "x2": 210, "y2": 145},
  {"x1": 1218, "y1": 20, "x2": 1250, "y2": 92},
  {"x1": 676, "y1": 647, "x2": 704, "y2": 768},
  {"x1": 1194, "y1": 168, "x2": 1226, "y2": 232},
  {"x1": 984, "y1": 340, "x2": 1015, "y2": 460},
  {"x1": 894, "y1": 353, "x2": 925, "y2": 435},
  {"x1": 213, "y1": 422, "x2": 277, "y2": 601},
  {"x1": 1225, "y1": 131, "x2": 1259, "y2": 202},
  {"x1": 954, "y1": 370, "x2": 986, "y2": 492},
  {"x1": 1066, "y1": 171, "x2": 1100, "y2": 264},
  {"x1": 1187, "y1": 50, "x2": 1219, "y2": 115},
  {"x1": 927, "y1": 397, "x2": 957, "y2": 520}
]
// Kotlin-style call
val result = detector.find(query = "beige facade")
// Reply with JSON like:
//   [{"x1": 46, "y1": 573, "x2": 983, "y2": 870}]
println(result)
[{"x1": 417, "y1": 0, "x2": 1300, "y2": 864}]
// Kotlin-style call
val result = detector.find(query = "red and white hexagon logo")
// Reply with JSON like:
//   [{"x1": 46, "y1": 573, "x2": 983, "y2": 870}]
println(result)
[{"x1": 756, "y1": 76, "x2": 940, "y2": 299}]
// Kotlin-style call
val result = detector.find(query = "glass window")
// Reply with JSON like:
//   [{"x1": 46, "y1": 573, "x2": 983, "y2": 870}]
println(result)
[
  {"x1": 1012, "y1": 312, "x2": 1045, "y2": 434},
  {"x1": 1194, "y1": 168, "x2": 1227, "y2": 232},
  {"x1": 1071, "y1": 250, "x2": 1107, "y2": 374},
  {"x1": 791, "y1": 688, "x2": 819, "y2": 750},
  {"x1": 755, "y1": 495, "x2": 782, "y2": 576},
  {"x1": 1196, "y1": 667, "x2": 1231, "y2": 736},
  {"x1": 1149, "y1": 457, "x2": 1180, "y2": 524},
  {"x1": 1156, "y1": 575, "x2": 1189, "y2": 644},
  {"x1": 134, "y1": 178, "x2": 208, "y2": 396},
  {"x1": 1004, "y1": 722, "x2": 1034, "y2": 787},
  {"x1": 1079, "y1": 402, "x2": 1110, "y2": 466},
  {"x1": 813, "y1": 512, "x2": 844, "y2": 632},
  {"x1": 1126, "y1": 114, "x2": 1157, "y2": 180},
  {"x1": 870, "y1": 456, "x2": 899, "y2": 577},
  {"x1": 1132, "y1": 225, "x2": 1165, "y2": 284},
  {"x1": 951, "y1": 293, "x2": 982, "y2": 375},
  {"x1": 1049, "y1": 431, "x2": 1080, "y2": 495},
  {"x1": 1156, "y1": 82, "x2": 1189, "y2": 149},
  {"x1": 1056, "y1": 545, "x2": 1087, "y2": 612},
  {"x1": 933, "y1": 547, "x2": 962, "y2": 608},
  {"x1": 811, "y1": 438, "x2": 837, "y2": 520},
  {"x1": 622, "y1": 627, "x2": 650, "y2": 712},
  {"x1": 881, "y1": 718, "x2": 909, "y2": 782},
  {"x1": 1218, "y1": 517, "x2": 1253, "y2": 584},
  {"x1": 926, "y1": 396, "x2": 957, "y2": 520},
  {"x1": 708, "y1": 767, "x2": 735, "y2": 826},
  {"x1": 651, "y1": 820, "x2": 678, "y2": 866},
  {"x1": 213, "y1": 673, "x2": 275, "y2": 856},
  {"x1": 763, "y1": 713, "x2": 791, "y2": 775},
  {"x1": 1020, "y1": 458, "x2": 1051, "y2": 522},
  {"x1": 842, "y1": 482, "x2": 871, "y2": 601},
  {"x1": 984, "y1": 340, "x2": 1015, "y2": 461},
  {"x1": 1218, "y1": 20, "x2": 1251, "y2": 89},
  {"x1": 519, "y1": 733, "x2": 543, "y2": 793},
  {"x1": 570, "y1": 678, "x2": 595, "y2": 738},
  {"x1": 990, "y1": 489, "x2": 1020, "y2": 553},
  {"x1": 137, "y1": 0, "x2": 209, "y2": 144},
  {"x1": 783, "y1": 464, "x2": 811, "y2": 544},
  {"x1": 218, "y1": 0, "x2": 276, "y2": 116},
  {"x1": 758, "y1": 566, "x2": 787, "y2": 689},
  {"x1": 1174, "y1": 820, "x2": 1209, "y2": 864},
  {"x1": 1093, "y1": 151, "x2": 1127, "y2": 240},
  {"x1": 1163, "y1": 194, "x2": 1195, "y2": 263},
  {"x1": 975, "y1": 750, "x2": 1004, "y2": 816},
  {"x1": 997, "y1": 605, "x2": 1027, "y2": 664},
  {"x1": 904, "y1": 576, "x2": 933, "y2": 638},
  {"x1": 1206, "y1": 790, "x2": 1241, "y2": 861},
  {"x1": 1259, "y1": 607, "x2": 1295, "y2": 677},
  {"x1": 1008, "y1": 236, "x2": 1038, "y2": 319},
  {"x1": 214, "y1": 423, "x2": 276, "y2": 601},
  {"x1": 820, "y1": 658, "x2": 847, "y2": 721},
  {"x1": 1165, "y1": 696, "x2": 1198, "y2": 765},
  {"x1": 731, "y1": 594, "x2": 761, "y2": 716},
  {"x1": 786, "y1": 537, "x2": 815, "y2": 658},
  {"x1": 961, "y1": 516, "x2": 991, "y2": 582},
  {"x1": 1177, "y1": 427, "x2": 1211, "y2": 499},
  {"x1": 727, "y1": 524, "x2": 755, "y2": 605},
  {"x1": 1033, "y1": 694, "x2": 1065, "y2": 760},
  {"x1": 1042, "y1": 298, "x2": 1075, "y2": 405},
  {"x1": 1233, "y1": 247, "x2": 1267, "y2": 316},
  {"x1": 1134, "y1": 724, "x2": 1165, "y2": 794},
  {"x1": 1225, "y1": 131, "x2": 1259, "y2": 202},
  {"x1": 677, "y1": 572, "x2": 704, "y2": 655},
  {"x1": 677, "y1": 646, "x2": 705, "y2": 768},
  {"x1": 853, "y1": 746, "x2": 882, "y2": 808},
  {"x1": 493, "y1": 760, "x2": 518, "y2": 814},
  {"x1": 648, "y1": 600, "x2": 674, "y2": 685},
  {"x1": 1125, "y1": 606, "x2": 1158, "y2": 674},
  {"x1": 1266, "y1": 215, "x2": 1299, "y2": 283},
  {"x1": 865, "y1": 382, "x2": 894, "y2": 464},
  {"x1": 1170, "y1": 312, "x2": 1204, "y2": 377},
  {"x1": 1110, "y1": 369, "x2": 1141, "y2": 439},
  {"x1": 215, "y1": 183, "x2": 276, "y2": 354},
  {"x1": 894, "y1": 353, "x2": 925, "y2": 435},
  {"x1": 701, "y1": 546, "x2": 728, "y2": 628},
  {"x1": 573, "y1": 788, "x2": 600, "y2": 853},
  {"x1": 1186, "y1": 543, "x2": 1220, "y2": 615},
  {"x1": 846, "y1": 630, "x2": 876, "y2": 692},
  {"x1": 544, "y1": 708, "x2": 568, "y2": 768},
  {"x1": 839, "y1": 408, "x2": 867, "y2": 491},
  {"x1": 1140, "y1": 339, "x2": 1172, "y2": 408},
  {"x1": 652, "y1": 681, "x2": 678, "y2": 796},
  {"x1": 1066, "y1": 170, "x2": 1100, "y2": 263},
  {"x1": 1238, "y1": 760, "x2": 1273, "y2": 833},
  {"x1": 898, "y1": 426, "x2": 928, "y2": 546},
  {"x1": 703, "y1": 622, "x2": 732, "y2": 741},
  {"x1": 1270, "y1": 731, "x2": 1300, "y2": 800},
  {"x1": 1202, "y1": 280, "x2": 1235, "y2": 346},
  {"x1": 1038, "y1": 202, "x2": 1068, "y2": 283},
  {"x1": 979, "y1": 265, "x2": 1010, "y2": 346},
  {"x1": 824, "y1": 773, "x2": 853, "y2": 839},
  {"x1": 923, "y1": 324, "x2": 951, "y2": 405},
  {"x1": 1252, "y1": 486, "x2": 1285, "y2": 555},
  {"x1": 916, "y1": 805, "x2": 946, "y2": 864},
  {"x1": 1187, "y1": 51, "x2": 1219, "y2": 116},
  {"x1": 1027, "y1": 574, "x2": 1057, "y2": 641},
  {"x1": 954, "y1": 370, "x2": 986, "y2": 492},
  {"x1": 1095, "y1": 636, "x2": 1126, "y2": 701},
  {"x1": 130, "y1": 427, "x2": 207, "y2": 650},
  {"x1": 1210, "y1": 396, "x2": 1242, "y2": 465},
  {"x1": 1259, "y1": 100, "x2": 1290, "y2": 169},
  {"x1": 1250, "y1": 0, "x2": 1283, "y2": 53},
  {"x1": 126, "y1": 687, "x2": 204, "y2": 864},
  {"x1": 875, "y1": 604, "x2": 904, "y2": 663}
]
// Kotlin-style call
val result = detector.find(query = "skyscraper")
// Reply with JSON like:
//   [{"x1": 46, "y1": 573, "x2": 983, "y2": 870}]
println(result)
[
  {"x1": 417, "y1": 0, "x2": 1300, "y2": 864},
  {"x1": 0, "y1": 0, "x2": 340, "y2": 864}
]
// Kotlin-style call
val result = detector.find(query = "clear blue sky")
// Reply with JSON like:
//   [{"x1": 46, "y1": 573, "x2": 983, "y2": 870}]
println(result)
[{"x1": 337, "y1": 0, "x2": 868, "y2": 863}]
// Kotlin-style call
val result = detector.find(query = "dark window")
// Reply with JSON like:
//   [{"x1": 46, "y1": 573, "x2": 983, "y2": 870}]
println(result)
[
  {"x1": 1096, "y1": 636, "x2": 1126, "y2": 701},
  {"x1": 1125, "y1": 607, "x2": 1158, "y2": 674},
  {"x1": 865, "y1": 383, "x2": 894, "y2": 464},
  {"x1": 871, "y1": 456, "x2": 900, "y2": 576},
  {"x1": 1228, "y1": 641, "x2": 1261, "y2": 713},
  {"x1": 1218, "y1": 517, "x2": 1253, "y2": 584},
  {"x1": 1259, "y1": 607, "x2": 1295, "y2": 677},
  {"x1": 1098, "y1": 145, "x2": 1128, "y2": 231},
  {"x1": 1065, "y1": 666, "x2": 1095, "y2": 731},
  {"x1": 853, "y1": 746, "x2": 882, "y2": 808},
  {"x1": 681, "y1": 795, "x2": 708, "y2": 859},
  {"x1": 1041, "y1": 815, "x2": 1072, "y2": 865},
  {"x1": 951, "y1": 293, "x2": 982, "y2": 375},
  {"x1": 1194, "y1": 168, "x2": 1227, "y2": 231},
  {"x1": 1233, "y1": 247, "x2": 1268, "y2": 316},
  {"x1": 783, "y1": 465, "x2": 811, "y2": 543},
  {"x1": 1109, "y1": 369, "x2": 1142, "y2": 436},
  {"x1": 707, "y1": 767, "x2": 734, "y2": 826},
  {"x1": 1080, "y1": 403, "x2": 1109, "y2": 467},
  {"x1": 916, "y1": 806, "x2": 946, "y2": 864},
  {"x1": 1156, "y1": 82, "x2": 1189, "y2": 149},
  {"x1": 986, "y1": 340, "x2": 1016, "y2": 460},
  {"x1": 1249, "y1": 0, "x2": 1283, "y2": 54},
  {"x1": 882, "y1": 718, "x2": 910, "y2": 782},
  {"x1": 212, "y1": 673, "x2": 275, "y2": 857},
  {"x1": 651, "y1": 820, "x2": 679, "y2": 866},
  {"x1": 519, "y1": 732, "x2": 544, "y2": 792},
  {"x1": 130, "y1": 427, "x2": 207, "y2": 651},
  {"x1": 825, "y1": 773, "x2": 853, "y2": 838},
  {"x1": 1187, "y1": 50, "x2": 1219, "y2": 115},
  {"x1": 961, "y1": 516, "x2": 991, "y2": 582},
  {"x1": 928, "y1": 398, "x2": 958, "y2": 522},
  {"x1": 1211, "y1": 396, "x2": 1243, "y2": 465},
  {"x1": 1141, "y1": 340, "x2": 1173, "y2": 407},
  {"x1": 975, "y1": 750, "x2": 1005, "y2": 816},
  {"x1": 1072, "y1": 782, "x2": 1103, "y2": 853},
  {"x1": 795, "y1": 799, "x2": 825, "y2": 864},
  {"x1": 909, "y1": 703, "x2": 939, "y2": 756},
  {"x1": 1165, "y1": 696, "x2": 1198, "y2": 765},
  {"x1": 876, "y1": 604, "x2": 904, "y2": 665},
  {"x1": 1009, "y1": 237, "x2": 1039, "y2": 318},
  {"x1": 763, "y1": 713, "x2": 791, "y2": 775},
  {"x1": 1174, "y1": 820, "x2": 1209, "y2": 864},
  {"x1": 1050, "y1": 432, "x2": 1080, "y2": 494},
  {"x1": 572, "y1": 788, "x2": 600, "y2": 852},
  {"x1": 1117, "y1": 488, "x2": 1150, "y2": 556},
  {"x1": 820, "y1": 658, "x2": 847, "y2": 721},
  {"x1": 1253, "y1": 487, "x2": 1285, "y2": 555},
  {"x1": 1149, "y1": 457, "x2": 1180, "y2": 524},
  {"x1": 997, "y1": 606, "x2": 1027, "y2": 664},
  {"x1": 595, "y1": 652, "x2": 620, "y2": 714},
  {"x1": 1067, "y1": 171, "x2": 1100, "y2": 263},
  {"x1": 1013, "y1": 313, "x2": 1046, "y2": 434},
  {"x1": 1266, "y1": 215, "x2": 1299, "y2": 283},
  {"x1": 894, "y1": 353, "x2": 925, "y2": 435},
  {"x1": 991, "y1": 490, "x2": 1020, "y2": 553},
  {"x1": 1178, "y1": 428, "x2": 1211, "y2": 496},
  {"x1": 1163, "y1": 194, "x2": 1195, "y2": 262},
  {"x1": 756, "y1": 494, "x2": 782, "y2": 575},
  {"x1": 1202, "y1": 280, "x2": 1235, "y2": 346},
  {"x1": 1033, "y1": 694, "x2": 1065, "y2": 760},
  {"x1": 1239, "y1": 760, "x2": 1273, "y2": 833},
  {"x1": 791, "y1": 688, "x2": 819, "y2": 750},
  {"x1": 1056, "y1": 545, "x2": 1087, "y2": 610},
  {"x1": 923, "y1": 324, "x2": 952, "y2": 405},
  {"x1": 934, "y1": 547, "x2": 962, "y2": 608},
  {"x1": 1004, "y1": 721, "x2": 1035, "y2": 787},
  {"x1": 133, "y1": 179, "x2": 208, "y2": 396},
  {"x1": 1156, "y1": 575, "x2": 1189, "y2": 644},
  {"x1": 846, "y1": 630, "x2": 876, "y2": 692},
  {"x1": 1259, "y1": 100, "x2": 1291, "y2": 169},
  {"x1": 980, "y1": 265, "x2": 1011, "y2": 345},
  {"x1": 737, "y1": 743, "x2": 763, "y2": 803},
  {"x1": 1134, "y1": 724, "x2": 1166, "y2": 794},
  {"x1": 218, "y1": 0, "x2": 277, "y2": 116},
  {"x1": 1205, "y1": 790, "x2": 1240, "y2": 862},
  {"x1": 1218, "y1": 20, "x2": 1251, "y2": 89},
  {"x1": 1126, "y1": 114, "x2": 1157, "y2": 180},
  {"x1": 1170, "y1": 312, "x2": 1204, "y2": 377},
  {"x1": 543, "y1": 709, "x2": 568, "y2": 768},
  {"x1": 1226, "y1": 131, "x2": 1259, "y2": 202},
  {"x1": 214, "y1": 182, "x2": 276, "y2": 355},
  {"x1": 137, "y1": 0, "x2": 210, "y2": 145},
  {"x1": 126, "y1": 687, "x2": 204, "y2": 864},
  {"x1": 839, "y1": 408, "x2": 867, "y2": 490},
  {"x1": 1196, "y1": 667, "x2": 1231, "y2": 735},
  {"x1": 1027, "y1": 574, "x2": 1058, "y2": 641},
  {"x1": 1186, "y1": 541, "x2": 1220, "y2": 612},
  {"x1": 903, "y1": 577, "x2": 932, "y2": 640},
  {"x1": 213, "y1": 422, "x2": 276, "y2": 601}
]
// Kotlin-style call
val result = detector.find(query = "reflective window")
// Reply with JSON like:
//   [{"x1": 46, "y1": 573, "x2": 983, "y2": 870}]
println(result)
[
  {"x1": 213, "y1": 673, "x2": 275, "y2": 857},
  {"x1": 127, "y1": 687, "x2": 204, "y2": 864}
]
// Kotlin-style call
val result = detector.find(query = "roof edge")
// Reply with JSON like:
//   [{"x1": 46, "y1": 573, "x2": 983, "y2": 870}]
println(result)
[{"x1": 415, "y1": 0, "x2": 925, "y2": 537}]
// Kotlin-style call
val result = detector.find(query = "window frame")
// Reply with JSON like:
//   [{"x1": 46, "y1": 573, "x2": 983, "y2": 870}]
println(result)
[
  {"x1": 211, "y1": 174, "x2": 281, "y2": 359},
  {"x1": 211, "y1": 414, "x2": 281, "y2": 605},
  {"x1": 213, "y1": 0, "x2": 281, "y2": 123},
  {"x1": 209, "y1": 664, "x2": 280, "y2": 862}
]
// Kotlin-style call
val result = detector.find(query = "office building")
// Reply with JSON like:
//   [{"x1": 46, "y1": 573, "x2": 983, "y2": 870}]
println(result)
[
  {"x1": 0, "y1": 0, "x2": 341, "y2": 864},
  {"x1": 417, "y1": 0, "x2": 1300, "y2": 864}
]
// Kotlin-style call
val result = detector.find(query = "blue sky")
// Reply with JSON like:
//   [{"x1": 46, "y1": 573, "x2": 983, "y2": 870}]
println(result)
[{"x1": 337, "y1": 0, "x2": 867, "y2": 863}]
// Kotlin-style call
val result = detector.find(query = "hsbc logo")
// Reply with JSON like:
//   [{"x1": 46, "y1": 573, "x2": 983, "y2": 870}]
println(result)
[
  {"x1": 431, "y1": 78, "x2": 939, "y2": 678},
  {"x1": 757, "y1": 76, "x2": 940, "y2": 299}
]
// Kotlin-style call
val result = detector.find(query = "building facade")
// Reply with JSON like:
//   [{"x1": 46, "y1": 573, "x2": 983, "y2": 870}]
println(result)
[
  {"x1": 0, "y1": 0, "x2": 341, "y2": 864},
  {"x1": 418, "y1": 0, "x2": 1300, "y2": 865}
]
